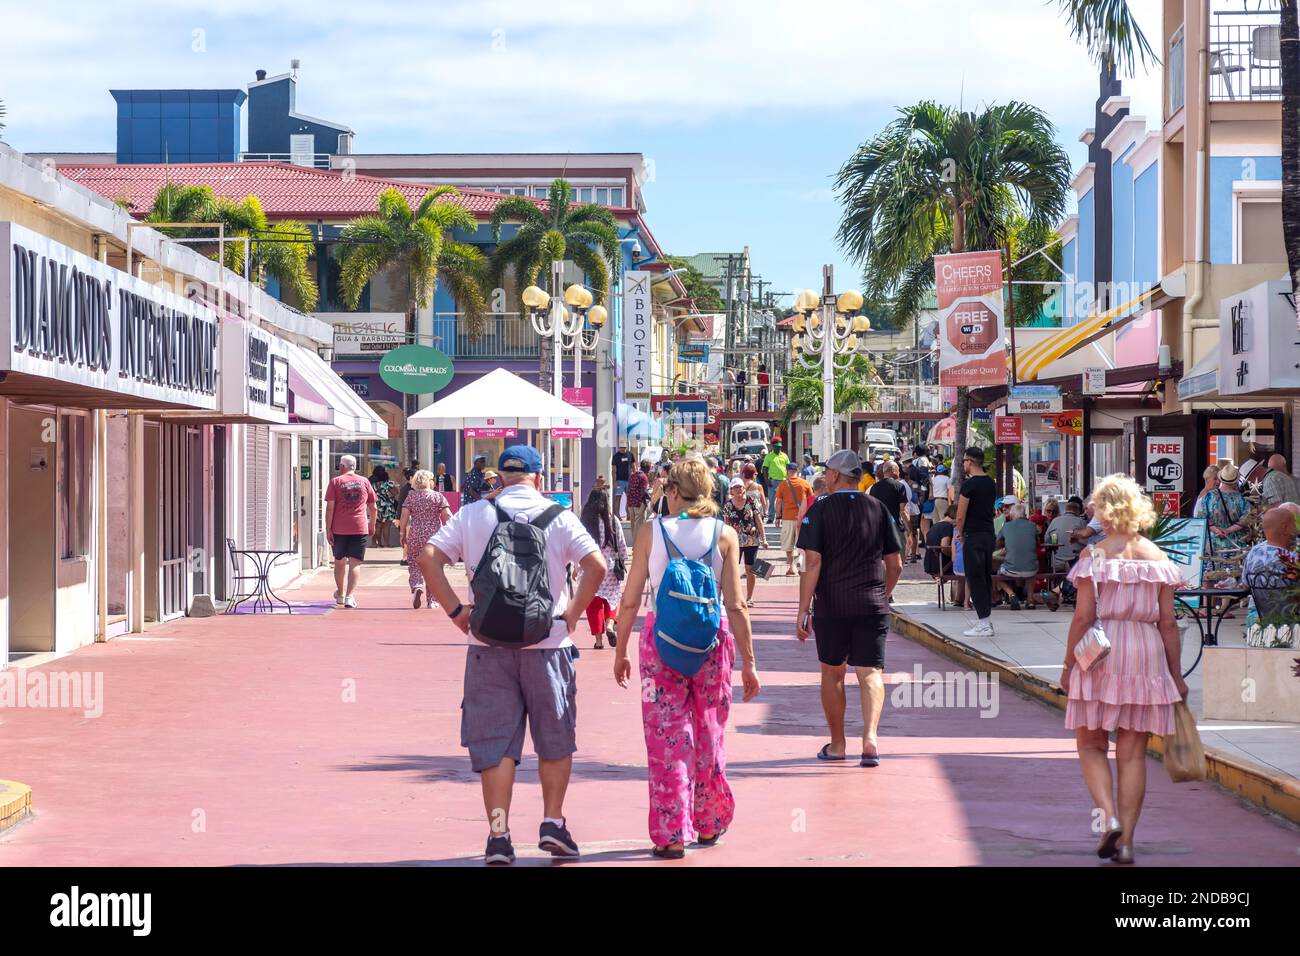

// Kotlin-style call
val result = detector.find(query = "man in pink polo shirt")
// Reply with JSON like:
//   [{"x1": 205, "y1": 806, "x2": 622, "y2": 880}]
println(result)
[{"x1": 325, "y1": 454, "x2": 377, "y2": 608}]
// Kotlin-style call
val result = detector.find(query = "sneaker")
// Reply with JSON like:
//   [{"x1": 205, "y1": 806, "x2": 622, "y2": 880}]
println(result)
[
  {"x1": 485, "y1": 833, "x2": 515, "y2": 865},
  {"x1": 962, "y1": 621, "x2": 994, "y2": 637},
  {"x1": 333, "y1": 592, "x2": 344, "y2": 606},
  {"x1": 344, "y1": 595, "x2": 357, "y2": 609},
  {"x1": 413, "y1": 587, "x2": 424, "y2": 609},
  {"x1": 538, "y1": 820, "x2": 580, "y2": 858}
]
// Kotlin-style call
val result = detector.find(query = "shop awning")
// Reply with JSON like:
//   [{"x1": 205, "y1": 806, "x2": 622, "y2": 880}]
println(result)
[
  {"x1": 273, "y1": 343, "x2": 388, "y2": 439},
  {"x1": 1176, "y1": 352, "x2": 1220, "y2": 402},
  {"x1": 1016, "y1": 281, "x2": 1175, "y2": 382},
  {"x1": 406, "y1": 367, "x2": 593, "y2": 431}
]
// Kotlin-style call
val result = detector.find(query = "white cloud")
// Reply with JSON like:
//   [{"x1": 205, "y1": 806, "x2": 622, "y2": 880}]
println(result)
[{"x1": 2, "y1": 0, "x2": 1164, "y2": 148}]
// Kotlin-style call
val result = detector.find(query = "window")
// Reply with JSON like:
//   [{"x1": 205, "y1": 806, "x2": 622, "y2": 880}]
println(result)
[
  {"x1": 533, "y1": 186, "x2": 550, "y2": 198},
  {"x1": 575, "y1": 187, "x2": 594, "y2": 203},
  {"x1": 1239, "y1": 198, "x2": 1284, "y2": 264},
  {"x1": 59, "y1": 413, "x2": 89, "y2": 559},
  {"x1": 610, "y1": 187, "x2": 624, "y2": 206},
  {"x1": 596, "y1": 187, "x2": 609, "y2": 206}
]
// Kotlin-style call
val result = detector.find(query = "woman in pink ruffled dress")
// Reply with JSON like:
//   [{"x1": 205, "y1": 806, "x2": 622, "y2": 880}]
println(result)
[{"x1": 1061, "y1": 474, "x2": 1188, "y2": 865}]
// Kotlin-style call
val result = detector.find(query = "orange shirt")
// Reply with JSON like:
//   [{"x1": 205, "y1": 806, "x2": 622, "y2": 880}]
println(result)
[{"x1": 774, "y1": 476, "x2": 813, "y2": 520}]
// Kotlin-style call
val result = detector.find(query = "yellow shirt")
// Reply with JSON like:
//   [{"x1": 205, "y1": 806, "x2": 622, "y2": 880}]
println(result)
[{"x1": 858, "y1": 473, "x2": 876, "y2": 493}]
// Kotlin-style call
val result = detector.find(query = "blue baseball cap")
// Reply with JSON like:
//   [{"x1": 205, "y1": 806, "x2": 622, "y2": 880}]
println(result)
[{"x1": 498, "y1": 445, "x2": 543, "y2": 473}]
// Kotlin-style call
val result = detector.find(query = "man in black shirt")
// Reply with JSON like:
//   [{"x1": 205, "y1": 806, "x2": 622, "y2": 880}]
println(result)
[
  {"x1": 954, "y1": 445, "x2": 997, "y2": 636},
  {"x1": 869, "y1": 460, "x2": 908, "y2": 537},
  {"x1": 796, "y1": 449, "x2": 902, "y2": 768},
  {"x1": 923, "y1": 517, "x2": 955, "y2": 577},
  {"x1": 611, "y1": 444, "x2": 634, "y2": 516}
]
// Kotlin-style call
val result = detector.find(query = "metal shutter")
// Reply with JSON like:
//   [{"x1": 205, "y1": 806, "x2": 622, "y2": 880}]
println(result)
[{"x1": 244, "y1": 425, "x2": 270, "y2": 549}]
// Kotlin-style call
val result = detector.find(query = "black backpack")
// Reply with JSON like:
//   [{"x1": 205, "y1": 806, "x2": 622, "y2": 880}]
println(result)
[
  {"x1": 469, "y1": 502, "x2": 565, "y2": 648},
  {"x1": 908, "y1": 461, "x2": 930, "y2": 502}
]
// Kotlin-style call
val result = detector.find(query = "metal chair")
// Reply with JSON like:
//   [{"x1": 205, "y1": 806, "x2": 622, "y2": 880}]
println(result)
[
  {"x1": 224, "y1": 537, "x2": 262, "y2": 612},
  {"x1": 1250, "y1": 24, "x2": 1282, "y2": 97}
]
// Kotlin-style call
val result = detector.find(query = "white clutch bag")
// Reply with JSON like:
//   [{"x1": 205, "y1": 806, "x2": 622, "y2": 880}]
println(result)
[{"x1": 1074, "y1": 546, "x2": 1112, "y2": 672}]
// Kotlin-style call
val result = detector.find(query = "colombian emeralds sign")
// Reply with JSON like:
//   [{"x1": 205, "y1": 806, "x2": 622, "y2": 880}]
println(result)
[{"x1": 378, "y1": 344, "x2": 454, "y2": 395}]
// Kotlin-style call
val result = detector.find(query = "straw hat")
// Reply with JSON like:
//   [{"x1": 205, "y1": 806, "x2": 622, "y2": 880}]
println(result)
[{"x1": 1218, "y1": 462, "x2": 1240, "y2": 482}]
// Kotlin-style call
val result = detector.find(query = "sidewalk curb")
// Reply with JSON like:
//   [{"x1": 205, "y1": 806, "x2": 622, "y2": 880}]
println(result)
[
  {"x1": 891, "y1": 609, "x2": 1300, "y2": 827},
  {"x1": 0, "y1": 780, "x2": 32, "y2": 833}
]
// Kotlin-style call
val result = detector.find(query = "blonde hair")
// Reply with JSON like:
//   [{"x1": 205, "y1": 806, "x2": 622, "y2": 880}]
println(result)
[
  {"x1": 1090, "y1": 473, "x2": 1156, "y2": 536},
  {"x1": 667, "y1": 458, "x2": 719, "y2": 518},
  {"x1": 1203, "y1": 464, "x2": 1220, "y2": 483},
  {"x1": 410, "y1": 469, "x2": 434, "y2": 491}
]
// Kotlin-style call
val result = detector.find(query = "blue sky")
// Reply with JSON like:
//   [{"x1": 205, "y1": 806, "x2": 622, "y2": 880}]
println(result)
[{"x1": 0, "y1": 0, "x2": 1163, "y2": 302}]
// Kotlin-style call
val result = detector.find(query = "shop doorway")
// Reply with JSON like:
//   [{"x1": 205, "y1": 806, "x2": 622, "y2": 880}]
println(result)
[
  {"x1": 214, "y1": 426, "x2": 227, "y2": 602},
  {"x1": 145, "y1": 422, "x2": 192, "y2": 621},
  {"x1": 104, "y1": 412, "x2": 132, "y2": 628},
  {"x1": 7, "y1": 405, "x2": 55, "y2": 655}
]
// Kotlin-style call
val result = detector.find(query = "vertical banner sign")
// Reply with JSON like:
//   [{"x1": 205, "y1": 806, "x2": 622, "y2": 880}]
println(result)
[
  {"x1": 934, "y1": 250, "x2": 1007, "y2": 387},
  {"x1": 623, "y1": 270, "x2": 651, "y2": 398}
]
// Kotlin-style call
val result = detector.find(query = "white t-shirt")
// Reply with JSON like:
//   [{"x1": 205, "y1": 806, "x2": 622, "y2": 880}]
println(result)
[
  {"x1": 429, "y1": 483, "x2": 599, "y2": 649},
  {"x1": 931, "y1": 474, "x2": 952, "y2": 501}
]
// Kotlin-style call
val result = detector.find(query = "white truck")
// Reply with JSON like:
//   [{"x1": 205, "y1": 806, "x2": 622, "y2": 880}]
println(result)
[{"x1": 729, "y1": 421, "x2": 771, "y2": 460}]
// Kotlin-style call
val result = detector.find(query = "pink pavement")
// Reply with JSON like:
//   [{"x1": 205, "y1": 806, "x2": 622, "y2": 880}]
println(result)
[{"x1": 1, "y1": 576, "x2": 1297, "y2": 866}]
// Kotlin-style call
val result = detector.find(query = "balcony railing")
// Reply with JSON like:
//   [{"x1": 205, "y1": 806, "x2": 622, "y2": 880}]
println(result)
[
  {"x1": 239, "y1": 151, "x2": 332, "y2": 169},
  {"x1": 1209, "y1": 12, "x2": 1284, "y2": 101},
  {"x1": 436, "y1": 313, "x2": 541, "y2": 360}
]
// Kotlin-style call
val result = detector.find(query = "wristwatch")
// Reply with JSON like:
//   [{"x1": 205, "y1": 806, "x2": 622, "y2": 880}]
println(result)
[{"x1": 448, "y1": 603, "x2": 465, "y2": 620}]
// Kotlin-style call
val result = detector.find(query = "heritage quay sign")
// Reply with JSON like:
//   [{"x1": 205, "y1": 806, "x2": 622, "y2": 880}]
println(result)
[{"x1": 1, "y1": 221, "x2": 218, "y2": 408}]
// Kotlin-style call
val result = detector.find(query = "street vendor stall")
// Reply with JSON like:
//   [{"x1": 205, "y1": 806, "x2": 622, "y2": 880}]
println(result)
[{"x1": 405, "y1": 368, "x2": 595, "y2": 509}]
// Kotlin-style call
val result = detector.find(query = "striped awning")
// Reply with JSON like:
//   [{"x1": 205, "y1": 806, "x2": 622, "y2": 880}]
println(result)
[{"x1": 1017, "y1": 287, "x2": 1161, "y2": 382}]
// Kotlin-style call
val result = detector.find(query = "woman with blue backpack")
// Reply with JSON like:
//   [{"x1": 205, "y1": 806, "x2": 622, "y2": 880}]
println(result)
[{"x1": 613, "y1": 457, "x2": 761, "y2": 859}]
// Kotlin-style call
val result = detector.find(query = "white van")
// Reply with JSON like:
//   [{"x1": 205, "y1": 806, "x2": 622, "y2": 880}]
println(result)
[{"x1": 730, "y1": 420, "x2": 771, "y2": 458}]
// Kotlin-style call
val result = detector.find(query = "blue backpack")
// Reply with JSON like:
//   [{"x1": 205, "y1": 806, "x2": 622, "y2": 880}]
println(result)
[{"x1": 653, "y1": 519, "x2": 722, "y2": 678}]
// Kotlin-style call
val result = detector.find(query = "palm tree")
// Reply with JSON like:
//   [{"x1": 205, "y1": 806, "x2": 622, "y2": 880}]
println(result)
[
  {"x1": 488, "y1": 178, "x2": 621, "y2": 392},
  {"x1": 337, "y1": 186, "x2": 487, "y2": 333},
  {"x1": 834, "y1": 100, "x2": 1070, "y2": 483},
  {"x1": 338, "y1": 186, "x2": 489, "y2": 460},
  {"x1": 145, "y1": 183, "x2": 319, "y2": 311},
  {"x1": 779, "y1": 355, "x2": 879, "y2": 433}
]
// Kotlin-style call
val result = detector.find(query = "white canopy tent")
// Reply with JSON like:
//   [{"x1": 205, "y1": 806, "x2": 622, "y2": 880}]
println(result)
[
  {"x1": 407, "y1": 368, "x2": 594, "y2": 502},
  {"x1": 406, "y1": 367, "x2": 593, "y2": 432}
]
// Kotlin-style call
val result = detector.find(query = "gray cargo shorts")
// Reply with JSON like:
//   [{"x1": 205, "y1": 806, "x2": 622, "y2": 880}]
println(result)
[{"x1": 460, "y1": 644, "x2": 579, "y2": 772}]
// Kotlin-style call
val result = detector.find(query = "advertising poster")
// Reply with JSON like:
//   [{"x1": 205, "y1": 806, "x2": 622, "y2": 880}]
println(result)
[
  {"x1": 934, "y1": 249, "x2": 1007, "y2": 387},
  {"x1": 622, "y1": 270, "x2": 652, "y2": 397},
  {"x1": 1034, "y1": 459, "x2": 1061, "y2": 498},
  {"x1": 1144, "y1": 436, "x2": 1185, "y2": 495}
]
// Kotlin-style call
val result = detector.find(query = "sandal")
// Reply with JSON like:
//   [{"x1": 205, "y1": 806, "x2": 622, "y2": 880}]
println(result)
[
  {"x1": 696, "y1": 828, "x2": 727, "y2": 847},
  {"x1": 652, "y1": 845, "x2": 685, "y2": 859},
  {"x1": 593, "y1": 640, "x2": 605, "y2": 650},
  {"x1": 816, "y1": 743, "x2": 847, "y2": 761},
  {"x1": 860, "y1": 752, "x2": 881, "y2": 768}
]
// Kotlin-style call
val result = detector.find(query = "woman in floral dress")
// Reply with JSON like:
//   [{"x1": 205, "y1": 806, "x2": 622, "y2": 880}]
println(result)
[
  {"x1": 399, "y1": 470, "x2": 451, "y2": 608},
  {"x1": 723, "y1": 477, "x2": 764, "y2": 606},
  {"x1": 1193, "y1": 464, "x2": 1249, "y2": 556},
  {"x1": 579, "y1": 488, "x2": 626, "y2": 649},
  {"x1": 1061, "y1": 474, "x2": 1187, "y2": 865},
  {"x1": 371, "y1": 466, "x2": 400, "y2": 547}
]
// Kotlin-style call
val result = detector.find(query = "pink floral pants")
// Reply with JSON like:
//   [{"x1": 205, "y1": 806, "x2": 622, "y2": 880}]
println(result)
[{"x1": 638, "y1": 612, "x2": 736, "y2": 847}]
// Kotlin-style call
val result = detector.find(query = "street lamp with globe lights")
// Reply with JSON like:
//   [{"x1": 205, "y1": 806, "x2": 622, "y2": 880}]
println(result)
[
  {"x1": 521, "y1": 265, "x2": 601, "y2": 491},
  {"x1": 791, "y1": 265, "x2": 869, "y2": 459}
]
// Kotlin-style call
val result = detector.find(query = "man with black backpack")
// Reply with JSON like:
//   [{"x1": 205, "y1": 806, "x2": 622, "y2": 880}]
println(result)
[{"x1": 419, "y1": 445, "x2": 607, "y2": 866}]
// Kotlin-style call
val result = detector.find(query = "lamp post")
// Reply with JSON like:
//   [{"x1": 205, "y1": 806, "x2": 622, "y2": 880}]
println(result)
[
  {"x1": 522, "y1": 262, "x2": 596, "y2": 494},
  {"x1": 790, "y1": 265, "x2": 869, "y2": 459}
]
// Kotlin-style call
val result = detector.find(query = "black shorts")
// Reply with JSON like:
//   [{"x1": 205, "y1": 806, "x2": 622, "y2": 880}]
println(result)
[
  {"x1": 331, "y1": 533, "x2": 368, "y2": 562},
  {"x1": 739, "y1": 545, "x2": 759, "y2": 567},
  {"x1": 813, "y1": 612, "x2": 889, "y2": 669}
]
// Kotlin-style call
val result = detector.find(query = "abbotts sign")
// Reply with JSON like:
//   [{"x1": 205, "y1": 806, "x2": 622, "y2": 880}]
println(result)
[{"x1": 378, "y1": 344, "x2": 454, "y2": 395}]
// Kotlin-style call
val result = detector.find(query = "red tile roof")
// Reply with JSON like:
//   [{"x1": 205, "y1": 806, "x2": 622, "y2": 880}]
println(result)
[{"x1": 57, "y1": 162, "x2": 544, "y2": 220}]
